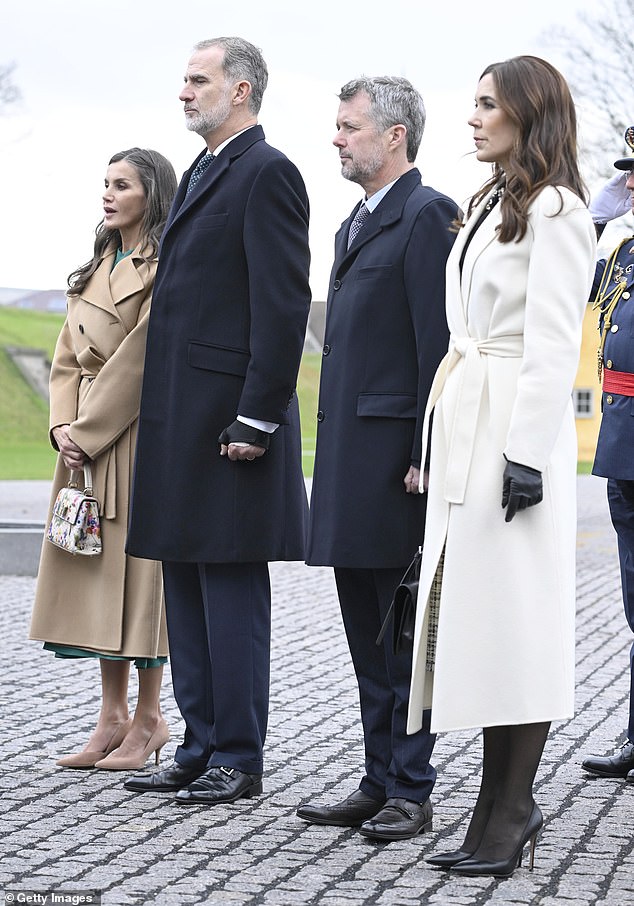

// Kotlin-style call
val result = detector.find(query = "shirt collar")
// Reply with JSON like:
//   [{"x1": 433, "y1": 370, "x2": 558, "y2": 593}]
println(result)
[
  {"x1": 210, "y1": 124, "x2": 257, "y2": 157},
  {"x1": 364, "y1": 177, "x2": 399, "y2": 212}
]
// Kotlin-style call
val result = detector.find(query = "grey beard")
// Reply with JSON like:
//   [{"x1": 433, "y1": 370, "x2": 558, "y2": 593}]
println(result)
[{"x1": 185, "y1": 99, "x2": 232, "y2": 137}]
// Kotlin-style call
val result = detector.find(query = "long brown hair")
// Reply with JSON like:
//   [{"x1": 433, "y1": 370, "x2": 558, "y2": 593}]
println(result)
[
  {"x1": 467, "y1": 55, "x2": 588, "y2": 243},
  {"x1": 67, "y1": 148, "x2": 177, "y2": 295}
]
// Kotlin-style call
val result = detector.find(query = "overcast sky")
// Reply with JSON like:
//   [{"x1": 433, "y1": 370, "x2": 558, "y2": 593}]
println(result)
[{"x1": 0, "y1": 0, "x2": 607, "y2": 298}]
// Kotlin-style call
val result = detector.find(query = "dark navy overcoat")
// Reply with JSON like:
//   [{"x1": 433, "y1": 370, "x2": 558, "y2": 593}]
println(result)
[
  {"x1": 127, "y1": 127, "x2": 311, "y2": 563},
  {"x1": 306, "y1": 169, "x2": 457, "y2": 568},
  {"x1": 593, "y1": 236, "x2": 634, "y2": 481}
]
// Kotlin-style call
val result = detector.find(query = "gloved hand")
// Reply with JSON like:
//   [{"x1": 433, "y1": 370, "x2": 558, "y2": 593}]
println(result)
[
  {"x1": 218, "y1": 420, "x2": 271, "y2": 450},
  {"x1": 589, "y1": 172, "x2": 631, "y2": 224},
  {"x1": 501, "y1": 459, "x2": 543, "y2": 523}
]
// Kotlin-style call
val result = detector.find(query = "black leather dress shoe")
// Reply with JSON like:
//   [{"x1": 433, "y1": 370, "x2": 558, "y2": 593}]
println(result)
[
  {"x1": 175, "y1": 766, "x2": 262, "y2": 805},
  {"x1": 124, "y1": 761, "x2": 203, "y2": 792},
  {"x1": 359, "y1": 797, "x2": 433, "y2": 840},
  {"x1": 627, "y1": 769, "x2": 634, "y2": 783},
  {"x1": 581, "y1": 742, "x2": 634, "y2": 778},
  {"x1": 296, "y1": 789, "x2": 385, "y2": 827}
]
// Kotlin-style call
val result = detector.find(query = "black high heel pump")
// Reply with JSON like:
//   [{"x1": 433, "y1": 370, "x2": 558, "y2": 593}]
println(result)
[
  {"x1": 426, "y1": 848, "x2": 473, "y2": 868},
  {"x1": 449, "y1": 804, "x2": 543, "y2": 878}
]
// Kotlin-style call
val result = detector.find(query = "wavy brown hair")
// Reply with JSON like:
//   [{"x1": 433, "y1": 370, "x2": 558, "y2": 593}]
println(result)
[
  {"x1": 67, "y1": 148, "x2": 177, "y2": 296},
  {"x1": 466, "y1": 55, "x2": 588, "y2": 243}
]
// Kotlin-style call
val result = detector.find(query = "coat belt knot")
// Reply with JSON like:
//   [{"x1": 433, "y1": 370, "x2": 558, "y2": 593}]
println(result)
[{"x1": 419, "y1": 334, "x2": 524, "y2": 504}]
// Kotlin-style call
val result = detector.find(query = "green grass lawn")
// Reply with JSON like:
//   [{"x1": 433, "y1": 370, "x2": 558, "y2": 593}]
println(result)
[
  {"x1": 0, "y1": 307, "x2": 323, "y2": 479},
  {"x1": 297, "y1": 352, "x2": 321, "y2": 476},
  {"x1": 0, "y1": 308, "x2": 64, "y2": 478}
]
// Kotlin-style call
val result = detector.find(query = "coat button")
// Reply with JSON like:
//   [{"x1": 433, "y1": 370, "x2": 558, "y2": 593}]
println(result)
[
  {"x1": 333, "y1": 279, "x2": 342, "y2": 290},
  {"x1": 317, "y1": 410, "x2": 325, "y2": 422},
  {"x1": 323, "y1": 344, "x2": 331, "y2": 356},
  {"x1": 606, "y1": 395, "x2": 614, "y2": 404},
  {"x1": 611, "y1": 324, "x2": 619, "y2": 332},
  {"x1": 78, "y1": 324, "x2": 85, "y2": 334},
  {"x1": 623, "y1": 292, "x2": 630, "y2": 300},
  {"x1": 606, "y1": 360, "x2": 613, "y2": 369}
]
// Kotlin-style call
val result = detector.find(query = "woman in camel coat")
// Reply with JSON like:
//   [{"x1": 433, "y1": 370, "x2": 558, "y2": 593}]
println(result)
[
  {"x1": 30, "y1": 148, "x2": 177, "y2": 771},
  {"x1": 407, "y1": 57, "x2": 596, "y2": 877}
]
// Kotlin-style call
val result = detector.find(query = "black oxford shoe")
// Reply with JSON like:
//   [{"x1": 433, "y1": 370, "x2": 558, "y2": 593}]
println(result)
[
  {"x1": 175, "y1": 766, "x2": 262, "y2": 805},
  {"x1": 359, "y1": 797, "x2": 433, "y2": 840},
  {"x1": 124, "y1": 761, "x2": 203, "y2": 792},
  {"x1": 296, "y1": 789, "x2": 385, "y2": 827},
  {"x1": 627, "y1": 769, "x2": 634, "y2": 784},
  {"x1": 581, "y1": 742, "x2": 634, "y2": 778}
]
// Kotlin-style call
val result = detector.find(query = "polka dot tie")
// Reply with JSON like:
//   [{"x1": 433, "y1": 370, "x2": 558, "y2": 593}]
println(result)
[
  {"x1": 186, "y1": 153, "x2": 215, "y2": 196},
  {"x1": 347, "y1": 202, "x2": 370, "y2": 249}
]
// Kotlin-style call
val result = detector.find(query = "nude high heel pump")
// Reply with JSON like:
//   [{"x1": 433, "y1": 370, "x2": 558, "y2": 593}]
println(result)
[
  {"x1": 93, "y1": 719, "x2": 170, "y2": 771},
  {"x1": 56, "y1": 719, "x2": 132, "y2": 769}
]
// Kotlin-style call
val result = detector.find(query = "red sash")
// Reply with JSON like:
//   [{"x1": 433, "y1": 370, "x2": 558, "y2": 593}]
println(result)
[{"x1": 603, "y1": 369, "x2": 634, "y2": 396}]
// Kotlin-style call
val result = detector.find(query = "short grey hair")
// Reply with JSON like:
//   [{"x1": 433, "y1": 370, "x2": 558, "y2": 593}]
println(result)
[
  {"x1": 194, "y1": 37, "x2": 268, "y2": 114},
  {"x1": 338, "y1": 76, "x2": 426, "y2": 162}
]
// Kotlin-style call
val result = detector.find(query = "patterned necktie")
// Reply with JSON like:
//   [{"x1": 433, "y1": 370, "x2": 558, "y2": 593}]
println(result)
[
  {"x1": 186, "y1": 152, "x2": 215, "y2": 195},
  {"x1": 347, "y1": 202, "x2": 370, "y2": 248}
]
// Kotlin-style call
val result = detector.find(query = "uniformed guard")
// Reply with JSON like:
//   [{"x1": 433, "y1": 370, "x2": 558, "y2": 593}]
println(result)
[{"x1": 582, "y1": 127, "x2": 634, "y2": 783}]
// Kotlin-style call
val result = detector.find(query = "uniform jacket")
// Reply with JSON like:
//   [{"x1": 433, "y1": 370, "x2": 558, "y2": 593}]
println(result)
[
  {"x1": 307, "y1": 169, "x2": 457, "y2": 568},
  {"x1": 407, "y1": 186, "x2": 596, "y2": 734},
  {"x1": 592, "y1": 236, "x2": 634, "y2": 480},
  {"x1": 30, "y1": 247, "x2": 167, "y2": 657},
  {"x1": 126, "y1": 126, "x2": 311, "y2": 563}
]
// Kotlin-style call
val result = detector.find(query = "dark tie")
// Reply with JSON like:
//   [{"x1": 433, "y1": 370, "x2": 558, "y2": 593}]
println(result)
[
  {"x1": 186, "y1": 152, "x2": 215, "y2": 195},
  {"x1": 347, "y1": 202, "x2": 370, "y2": 249}
]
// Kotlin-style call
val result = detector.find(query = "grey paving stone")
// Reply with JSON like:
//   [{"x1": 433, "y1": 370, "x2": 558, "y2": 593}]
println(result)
[{"x1": 1, "y1": 476, "x2": 634, "y2": 904}]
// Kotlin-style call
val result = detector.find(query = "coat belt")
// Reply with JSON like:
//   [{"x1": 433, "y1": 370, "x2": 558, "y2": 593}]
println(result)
[
  {"x1": 602, "y1": 368, "x2": 634, "y2": 396},
  {"x1": 420, "y1": 334, "x2": 525, "y2": 504}
]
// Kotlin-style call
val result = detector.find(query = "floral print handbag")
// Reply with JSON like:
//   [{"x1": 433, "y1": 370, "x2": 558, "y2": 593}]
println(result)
[{"x1": 46, "y1": 464, "x2": 102, "y2": 556}]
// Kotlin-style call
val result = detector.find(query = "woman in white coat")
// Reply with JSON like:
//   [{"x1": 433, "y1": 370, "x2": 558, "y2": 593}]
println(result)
[{"x1": 407, "y1": 57, "x2": 596, "y2": 877}]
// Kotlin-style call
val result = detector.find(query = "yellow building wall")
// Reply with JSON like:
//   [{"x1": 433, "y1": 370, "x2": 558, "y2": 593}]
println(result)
[{"x1": 574, "y1": 303, "x2": 602, "y2": 465}]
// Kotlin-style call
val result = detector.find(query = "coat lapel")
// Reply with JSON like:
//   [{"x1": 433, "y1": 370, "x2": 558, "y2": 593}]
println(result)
[
  {"x1": 165, "y1": 125, "x2": 266, "y2": 233},
  {"x1": 81, "y1": 246, "x2": 150, "y2": 324},
  {"x1": 81, "y1": 250, "x2": 119, "y2": 317},
  {"x1": 449, "y1": 188, "x2": 501, "y2": 328},
  {"x1": 333, "y1": 168, "x2": 422, "y2": 277}
]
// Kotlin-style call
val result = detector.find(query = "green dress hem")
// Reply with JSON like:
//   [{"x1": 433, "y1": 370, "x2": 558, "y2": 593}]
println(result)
[{"x1": 43, "y1": 642, "x2": 166, "y2": 670}]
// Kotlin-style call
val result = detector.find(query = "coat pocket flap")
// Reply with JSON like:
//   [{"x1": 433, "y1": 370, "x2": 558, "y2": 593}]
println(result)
[
  {"x1": 356, "y1": 392, "x2": 417, "y2": 418},
  {"x1": 188, "y1": 341, "x2": 250, "y2": 377},
  {"x1": 355, "y1": 265, "x2": 393, "y2": 280}
]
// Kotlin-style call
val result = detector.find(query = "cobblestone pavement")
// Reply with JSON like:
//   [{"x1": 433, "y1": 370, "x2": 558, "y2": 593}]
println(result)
[{"x1": 1, "y1": 476, "x2": 633, "y2": 905}]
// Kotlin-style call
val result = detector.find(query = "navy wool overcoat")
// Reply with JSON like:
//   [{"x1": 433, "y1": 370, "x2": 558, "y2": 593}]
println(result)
[{"x1": 127, "y1": 126, "x2": 311, "y2": 563}]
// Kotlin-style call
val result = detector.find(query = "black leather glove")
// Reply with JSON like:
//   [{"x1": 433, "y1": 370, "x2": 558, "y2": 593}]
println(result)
[
  {"x1": 501, "y1": 459, "x2": 543, "y2": 523},
  {"x1": 218, "y1": 420, "x2": 271, "y2": 450}
]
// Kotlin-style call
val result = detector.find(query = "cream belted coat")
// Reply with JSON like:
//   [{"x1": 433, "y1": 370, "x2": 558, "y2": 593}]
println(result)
[
  {"x1": 407, "y1": 185, "x2": 596, "y2": 735},
  {"x1": 30, "y1": 246, "x2": 167, "y2": 658}
]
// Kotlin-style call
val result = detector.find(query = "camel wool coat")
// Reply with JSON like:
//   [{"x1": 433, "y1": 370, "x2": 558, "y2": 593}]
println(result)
[
  {"x1": 30, "y1": 246, "x2": 167, "y2": 658},
  {"x1": 407, "y1": 186, "x2": 596, "y2": 735}
]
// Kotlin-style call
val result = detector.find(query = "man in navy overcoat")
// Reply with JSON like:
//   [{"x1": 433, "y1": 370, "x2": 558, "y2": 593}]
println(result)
[
  {"x1": 297, "y1": 77, "x2": 458, "y2": 839},
  {"x1": 582, "y1": 130, "x2": 634, "y2": 784},
  {"x1": 124, "y1": 37, "x2": 311, "y2": 804}
]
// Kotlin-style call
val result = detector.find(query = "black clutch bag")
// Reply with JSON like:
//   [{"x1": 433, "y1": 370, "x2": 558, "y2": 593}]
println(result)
[{"x1": 376, "y1": 546, "x2": 422, "y2": 655}]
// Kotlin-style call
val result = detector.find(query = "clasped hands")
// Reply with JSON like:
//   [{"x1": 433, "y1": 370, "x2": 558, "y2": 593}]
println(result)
[{"x1": 51, "y1": 425, "x2": 87, "y2": 471}]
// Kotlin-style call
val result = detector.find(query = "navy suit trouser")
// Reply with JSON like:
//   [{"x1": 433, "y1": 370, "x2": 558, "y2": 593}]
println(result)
[
  {"x1": 162, "y1": 561, "x2": 271, "y2": 775},
  {"x1": 334, "y1": 566, "x2": 436, "y2": 803},
  {"x1": 607, "y1": 479, "x2": 634, "y2": 743}
]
